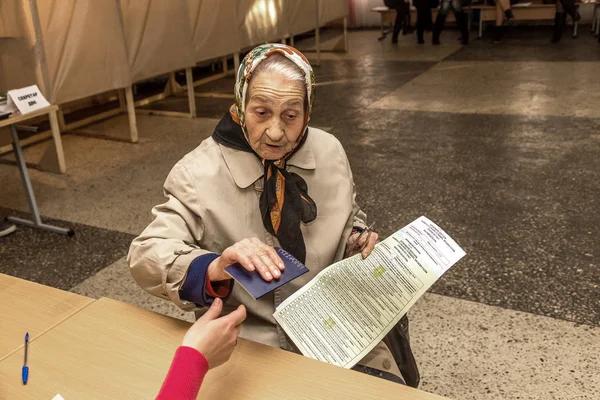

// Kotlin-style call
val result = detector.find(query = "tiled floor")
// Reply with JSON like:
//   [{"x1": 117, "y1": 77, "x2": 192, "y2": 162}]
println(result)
[
  {"x1": 0, "y1": 208, "x2": 134, "y2": 290},
  {"x1": 370, "y1": 61, "x2": 600, "y2": 118},
  {"x1": 1, "y1": 27, "x2": 599, "y2": 399},
  {"x1": 296, "y1": 29, "x2": 462, "y2": 62}
]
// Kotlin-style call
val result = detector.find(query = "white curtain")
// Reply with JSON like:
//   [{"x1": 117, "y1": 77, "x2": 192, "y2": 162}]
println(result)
[
  {"x1": 36, "y1": 0, "x2": 131, "y2": 104},
  {"x1": 286, "y1": 0, "x2": 318, "y2": 36},
  {"x1": 119, "y1": 0, "x2": 195, "y2": 83},
  {"x1": 319, "y1": 0, "x2": 348, "y2": 24},
  {"x1": 237, "y1": 0, "x2": 287, "y2": 49},
  {"x1": 0, "y1": 0, "x2": 40, "y2": 94},
  {"x1": 347, "y1": 0, "x2": 385, "y2": 28},
  {"x1": 187, "y1": 0, "x2": 240, "y2": 62}
]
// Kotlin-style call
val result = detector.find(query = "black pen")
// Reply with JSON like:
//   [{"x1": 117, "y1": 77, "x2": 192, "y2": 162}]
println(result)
[
  {"x1": 345, "y1": 222, "x2": 376, "y2": 257},
  {"x1": 22, "y1": 332, "x2": 29, "y2": 385}
]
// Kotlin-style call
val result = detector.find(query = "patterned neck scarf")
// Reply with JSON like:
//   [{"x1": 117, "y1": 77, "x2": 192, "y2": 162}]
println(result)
[{"x1": 212, "y1": 44, "x2": 317, "y2": 263}]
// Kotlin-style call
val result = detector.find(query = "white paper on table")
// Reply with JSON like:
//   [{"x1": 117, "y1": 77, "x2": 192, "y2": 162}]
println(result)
[
  {"x1": 52, "y1": 395, "x2": 65, "y2": 400},
  {"x1": 273, "y1": 216, "x2": 466, "y2": 369},
  {"x1": 6, "y1": 85, "x2": 50, "y2": 114}
]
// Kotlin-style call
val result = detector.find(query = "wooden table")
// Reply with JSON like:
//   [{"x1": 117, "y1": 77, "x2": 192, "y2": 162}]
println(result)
[
  {"x1": 0, "y1": 297, "x2": 450, "y2": 400},
  {"x1": 0, "y1": 274, "x2": 93, "y2": 361},
  {"x1": 0, "y1": 105, "x2": 73, "y2": 235}
]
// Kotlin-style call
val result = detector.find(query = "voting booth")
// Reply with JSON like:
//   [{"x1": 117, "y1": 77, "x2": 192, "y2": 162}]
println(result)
[
  {"x1": 0, "y1": 0, "x2": 134, "y2": 170},
  {"x1": 119, "y1": 0, "x2": 197, "y2": 119},
  {"x1": 286, "y1": 0, "x2": 320, "y2": 37},
  {"x1": 120, "y1": 0, "x2": 194, "y2": 84},
  {"x1": 237, "y1": 0, "x2": 288, "y2": 49},
  {"x1": 36, "y1": 0, "x2": 131, "y2": 106},
  {"x1": 0, "y1": 1, "x2": 42, "y2": 96},
  {"x1": 187, "y1": 0, "x2": 242, "y2": 87},
  {"x1": 283, "y1": 0, "x2": 349, "y2": 65},
  {"x1": 188, "y1": 0, "x2": 241, "y2": 64},
  {"x1": 319, "y1": 0, "x2": 349, "y2": 25},
  {"x1": 36, "y1": 0, "x2": 138, "y2": 143},
  {"x1": 285, "y1": 0, "x2": 348, "y2": 36},
  {"x1": 0, "y1": 0, "x2": 349, "y2": 172},
  {"x1": 315, "y1": 0, "x2": 349, "y2": 58}
]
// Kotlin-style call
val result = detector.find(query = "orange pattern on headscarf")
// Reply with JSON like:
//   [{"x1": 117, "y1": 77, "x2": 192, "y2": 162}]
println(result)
[
  {"x1": 267, "y1": 165, "x2": 286, "y2": 233},
  {"x1": 229, "y1": 104, "x2": 241, "y2": 125}
]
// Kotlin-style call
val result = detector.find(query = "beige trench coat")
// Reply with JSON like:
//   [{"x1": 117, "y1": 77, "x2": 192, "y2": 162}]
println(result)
[{"x1": 128, "y1": 127, "x2": 402, "y2": 379}]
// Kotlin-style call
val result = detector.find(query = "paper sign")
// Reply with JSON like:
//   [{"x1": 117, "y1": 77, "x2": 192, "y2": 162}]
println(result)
[{"x1": 7, "y1": 85, "x2": 50, "y2": 114}]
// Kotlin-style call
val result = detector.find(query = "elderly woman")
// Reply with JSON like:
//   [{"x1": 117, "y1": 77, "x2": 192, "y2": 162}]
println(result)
[{"x1": 128, "y1": 44, "x2": 404, "y2": 383}]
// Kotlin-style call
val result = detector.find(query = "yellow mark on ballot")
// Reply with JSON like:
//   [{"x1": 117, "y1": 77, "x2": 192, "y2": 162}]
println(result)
[
  {"x1": 373, "y1": 265, "x2": 385, "y2": 278},
  {"x1": 324, "y1": 317, "x2": 336, "y2": 329}
]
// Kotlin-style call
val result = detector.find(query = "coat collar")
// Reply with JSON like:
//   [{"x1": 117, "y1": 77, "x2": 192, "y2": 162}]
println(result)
[{"x1": 219, "y1": 130, "x2": 317, "y2": 189}]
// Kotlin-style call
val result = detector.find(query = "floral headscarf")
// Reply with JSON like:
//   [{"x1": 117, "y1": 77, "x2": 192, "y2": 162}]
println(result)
[
  {"x1": 229, "y1": 43, "x2": 316, "y2": 151},
  {"x1": 211, "y1": 44, "x2": 317, "y2": 264}
]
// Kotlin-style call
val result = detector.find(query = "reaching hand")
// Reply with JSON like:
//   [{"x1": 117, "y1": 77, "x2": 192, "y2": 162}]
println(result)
[{"x1": 181, "y1": 298, "x2": 247, "y2": 369}]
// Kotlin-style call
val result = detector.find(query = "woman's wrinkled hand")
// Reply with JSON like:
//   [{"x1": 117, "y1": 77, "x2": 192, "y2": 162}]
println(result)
[
  {"x1": 346, "y1": 230, "x2": 379, "y2": 259},
  {"x1": 207, "y1": 237, "x2": 285, "y2": 282}
]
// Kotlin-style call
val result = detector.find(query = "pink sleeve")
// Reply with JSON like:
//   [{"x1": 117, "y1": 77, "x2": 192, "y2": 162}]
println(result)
[{"x1": 156, "y1": 346, "x2": 210, "y2": 400}]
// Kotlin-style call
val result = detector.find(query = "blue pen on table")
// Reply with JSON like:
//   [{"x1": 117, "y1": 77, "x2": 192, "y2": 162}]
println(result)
[{"x1": 22, "y1": 332, "x2": 29, "y2": 385}]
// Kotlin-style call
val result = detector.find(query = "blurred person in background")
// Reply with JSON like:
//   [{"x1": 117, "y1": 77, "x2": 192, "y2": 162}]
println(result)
[
  {"x1": 414, "y1": 0, "x2": 436, "y2": 44},
  {"x1": 550, "y1": 0, "x2": 581, "y2": 43},
  {"x1": 492, "y1": 0, "x2": 518, "y2": 43},
  {"x1": 385, "y1": 0, "x2": 412, "y2": 43},
  {"x1": 432, "y1": 0, "x2": 470, "y2": 45}
]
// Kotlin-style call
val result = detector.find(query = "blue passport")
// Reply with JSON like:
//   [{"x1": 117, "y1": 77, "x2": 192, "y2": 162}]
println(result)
[{"x1": 224, "y1": 247, "x2": 308, "y2": 299}]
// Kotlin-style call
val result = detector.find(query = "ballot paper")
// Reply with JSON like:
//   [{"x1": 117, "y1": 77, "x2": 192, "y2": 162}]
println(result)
[{"x1": 273, "y1": 216, "x2": 466, "y2": 369}]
